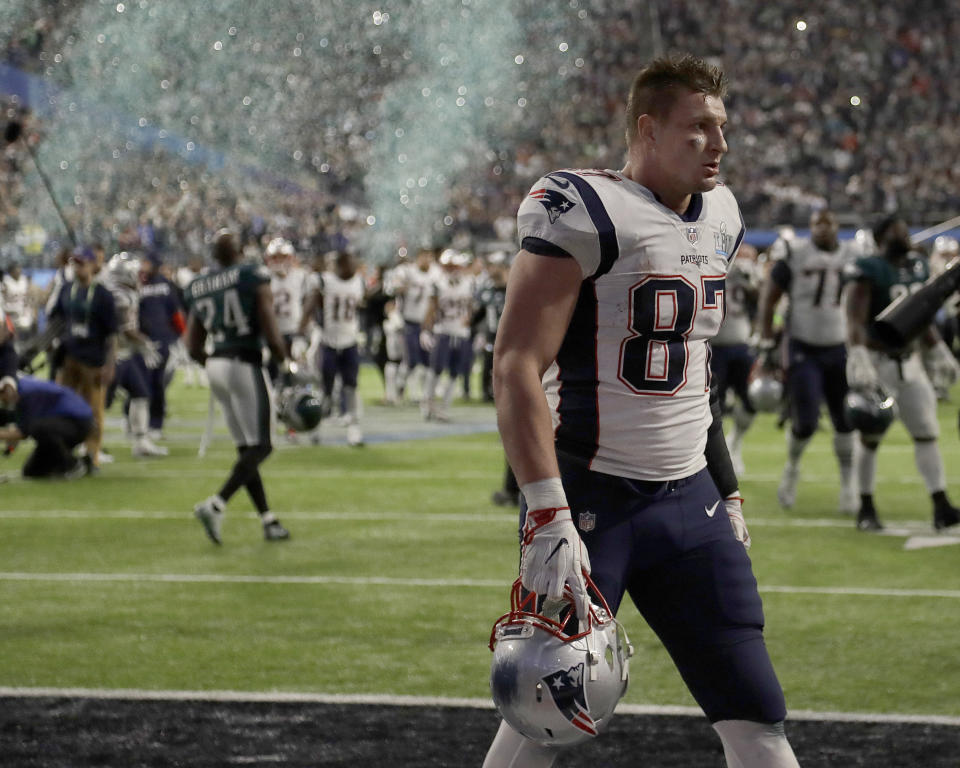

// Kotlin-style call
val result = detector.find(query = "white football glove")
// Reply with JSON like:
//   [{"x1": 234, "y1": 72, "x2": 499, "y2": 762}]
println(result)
[
  {"x1": 290, "y1": 335, "x2": 308, "y2": 362},
  {"x1": 724, "y1": 492, "x2": 751, "y2": 549},
  {"x1": 419, "y1": 329, "x2": 436, "y2": 352},
  {"x1": 923, "y1": 340, "x2": 960, "y2": 391},
  {"x1": 846, "y1": 345, "x2": 878, "y2": 390},
  {"x1": 141, "y1": 340, "x2": 161, "y2": 369},
  {"x1": 520, "y1": 479, "x2": 591, "y2": 621}
]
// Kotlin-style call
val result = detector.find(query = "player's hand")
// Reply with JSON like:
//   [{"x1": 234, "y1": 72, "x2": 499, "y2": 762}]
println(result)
[
  {"x1": 290, "y1": 336, "x2": 308, "y2": 362},
  {"x1": 752, "y1": 336, "x2": 779, "y2": 371},
  {"x1": 419, "y1": 329, "x2": 436, "y2": 352},
  {"x1": 521, "y1": 499, "x2": 592, "y2": 622},
  {"x1": 846, "y1": 345, "x2": 877, "y2": 390},
  {"x1": 924, "y1": 340, "x2": 960, "y2": 390},
  {"x1": 724, "y1": 492, "x2": 751, "y2": 549},
  {"x1": 141, "y1": 340, "x2": 161, "y2": 369}
]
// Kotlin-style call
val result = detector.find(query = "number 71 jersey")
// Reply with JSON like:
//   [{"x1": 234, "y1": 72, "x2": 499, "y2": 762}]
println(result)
[{"x1": 518, "y1": 169, "x2": 745, "y2": 481}]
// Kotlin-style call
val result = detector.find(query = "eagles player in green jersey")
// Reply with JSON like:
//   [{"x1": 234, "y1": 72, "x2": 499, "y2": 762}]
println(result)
[
  {"x1": 845, "y1": 215, "x2": 960, "y2": 532},
  {"x1": 184, "y1": 230, "x2": 292, "y2": 544}
]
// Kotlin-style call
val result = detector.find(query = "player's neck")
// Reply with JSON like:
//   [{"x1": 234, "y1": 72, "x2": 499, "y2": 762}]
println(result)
[{"x1": 621, "y1": 160, "x2": 691, "y2": 215}]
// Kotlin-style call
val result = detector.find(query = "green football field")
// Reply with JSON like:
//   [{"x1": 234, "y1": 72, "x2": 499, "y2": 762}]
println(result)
[{"x1": 1, "y1": 367, "x2": 958, "y2": 720}]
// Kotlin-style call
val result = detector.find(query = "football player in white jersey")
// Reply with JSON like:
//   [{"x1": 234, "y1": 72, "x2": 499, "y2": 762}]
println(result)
[
  {"x1": 393, "y1": 247, "x2": 436, "y2": 401},
  {"x1": 484, "y1": 55, "x2": 799, "y2": 768},
  {"x1": 421, "y1": 249, "x2": 476, "y2": 421},
  {"x1": 1, "y1": 256, "x2": 35, "y2": 339},
  {"x1": 758, "y1": 209, "x2": 859, "y2": 513},
  {"x1": 265, "y1": 237, "x2": 310, "y2": 375},
  {"x1": 710, "y1": 242, "x2": 760, "y2": 475},
  {"x1": 317, "y1": 251, "x2": 366, "y2": 446}
]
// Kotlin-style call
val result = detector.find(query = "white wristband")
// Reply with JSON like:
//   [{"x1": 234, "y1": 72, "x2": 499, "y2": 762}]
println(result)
[{"x1": 520, "y1": 477, "x2": 568, "y2": 512}]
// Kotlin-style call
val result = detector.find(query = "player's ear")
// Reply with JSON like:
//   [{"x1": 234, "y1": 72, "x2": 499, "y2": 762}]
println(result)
[{"x1": 636, "y1": 114, "x2": 656, "y2": 146}]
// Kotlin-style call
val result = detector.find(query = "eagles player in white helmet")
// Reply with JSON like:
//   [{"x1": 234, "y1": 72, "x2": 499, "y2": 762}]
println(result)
[
  {"x1": 100, "y1": 252, "x2": 167, "y2": 458},
  {"x1": 709, "y1": 242, "x2": 760, "y2": 475},
  {"x1": 421, "y1": 249, "x2": 476, "y2": 421},
  {"x1": 484, "y1": 55, "x2": 799, "y2": 768},
  {"x1": 758, "y1": 209, "x2": 859, "y2": 513}
]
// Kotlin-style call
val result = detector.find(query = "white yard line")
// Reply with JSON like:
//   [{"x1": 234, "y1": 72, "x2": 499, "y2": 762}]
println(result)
[
  {"x1": 0, "y1": 687, "x2": 956, "y2": 726},
  {"x1": 1, "y1": 571, "x2": 959, "y2": 598}
]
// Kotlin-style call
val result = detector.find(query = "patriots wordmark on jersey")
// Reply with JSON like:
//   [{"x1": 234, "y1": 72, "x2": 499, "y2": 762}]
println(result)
[{"x1": 518, "y1": 169, "x2": 745, "y2": 481}]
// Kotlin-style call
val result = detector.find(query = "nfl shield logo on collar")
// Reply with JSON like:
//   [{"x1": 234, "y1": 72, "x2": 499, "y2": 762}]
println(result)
[
  {"x1": 578, "y1": 511, "x2": 596, "y2": 532},
  {"x1": 686, "y1": 226, "x2": 700, "y2": 245}
]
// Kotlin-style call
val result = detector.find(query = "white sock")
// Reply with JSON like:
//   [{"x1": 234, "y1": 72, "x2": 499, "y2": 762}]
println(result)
[
  {"x1": 482, "y1": 720, "x2": 561, "y2": 768},
  {"x1": 130, "y1": 398, "x2": 150, "y2": 440},
  {"x1": 833, "y1": 431, "x2": 856, "y2": 489},
  {"x1": 914, "y1": 439, "x2": 947, "y2": 494},
  {"x1": 384, "y1": 362, "x2": 398, "y2": 401},
  {"x1": 441, "y1": 376, "x2": 456, "y2": 410},
  {"x1": 713, "y1": 720, "x2": 800, "y2": 768},
  {"x1": 343, "y1": 386, "x2": 359, "y2": 425},
  {"x1": 423, "y1": 369, "x2": 438, "y2": 406},
  {"x1": 786, "y1": 432, "x2": 810, "y2": 466}
]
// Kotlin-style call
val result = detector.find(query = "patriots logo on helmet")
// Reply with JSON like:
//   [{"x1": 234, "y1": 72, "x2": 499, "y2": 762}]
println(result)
[
  {"x1": 541, "y1": 663, "x2": 598, "y2": 737},
  {"x1": 530, "y1": 188, "x2": 577, "y2": 224}
]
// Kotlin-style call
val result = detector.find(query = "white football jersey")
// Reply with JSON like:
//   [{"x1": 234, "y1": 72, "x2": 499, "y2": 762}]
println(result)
[
  {"x1": 768, "y1": 237, "x2": 856, "y2": 346},
  {"x1": 321, "y1": 271, "x2": 364, "y2": 350},
  {"x1": 712, "y1": 258, "x2": 758, "y2": 346},
  {"x1": 518, "y1": 169, "x2": 744, "y2": 481},
  {"x1": 271, "y1": 266, "x2": 309, "y2": 335},
  {"x1": 397, "y1": 263, "x2": 436, "y2": 324},
  {"x1": 1, "y1": 273, "x2": 33, "y2": 329},
  {"x1": 104, "y1": 280, "x2": 139, "y2": 359},
  {"x1": 432, "y1": 272, "x2": 475, "y2": 339}
]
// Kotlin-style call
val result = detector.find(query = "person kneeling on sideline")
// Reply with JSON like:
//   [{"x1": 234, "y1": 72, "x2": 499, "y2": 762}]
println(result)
[{"x1": 0, "y1": 374, "x2": 93, "y2": 479}]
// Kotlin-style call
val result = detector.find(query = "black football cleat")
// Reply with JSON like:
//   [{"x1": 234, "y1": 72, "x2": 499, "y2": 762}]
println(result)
[
  {"x1": 934, "y1": 503, "x2": 960, "y2": 531},
  {"x1": 491, "y1": 489, "x2": 520, "y2": 507},
  {"x1": 856, "y1": 507, "x2": 884, "y2": 532}
]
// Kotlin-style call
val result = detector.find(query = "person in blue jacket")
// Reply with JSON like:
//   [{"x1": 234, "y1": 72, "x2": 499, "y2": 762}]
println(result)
[{"x1": 0, "y1": 375, "x2": 93, "y2": 478}]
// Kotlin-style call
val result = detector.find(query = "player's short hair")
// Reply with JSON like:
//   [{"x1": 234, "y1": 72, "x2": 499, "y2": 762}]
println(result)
[{"x1": 625, "y1": 54, "x2": 728, "y2": 144}]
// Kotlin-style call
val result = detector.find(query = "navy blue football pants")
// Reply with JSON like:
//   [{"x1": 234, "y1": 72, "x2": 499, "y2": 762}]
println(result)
[
  {"x1": 785, "y1": 339, "x2": 851, "y2": 439},
  {"x1": 521, "y1": 457, "x2": 787, "y2": 725}
]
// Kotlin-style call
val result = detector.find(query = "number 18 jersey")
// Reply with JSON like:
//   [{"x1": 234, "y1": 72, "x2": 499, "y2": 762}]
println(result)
[{"x1": 517, "y1": 169, "x2": 745, "y2": 481}]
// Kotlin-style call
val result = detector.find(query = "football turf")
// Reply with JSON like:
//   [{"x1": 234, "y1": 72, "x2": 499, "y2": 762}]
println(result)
[{"x1": 0, "y1": 367, "x2": 958, "y2": 765}]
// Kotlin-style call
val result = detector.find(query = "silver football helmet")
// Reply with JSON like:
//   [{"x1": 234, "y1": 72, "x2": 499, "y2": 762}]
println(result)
[
  {"x1": 748, "y1": 372, "x2": 783, "y2": 413},
  {"x1": 488, "y1": 577, "x2": 633, "y2": 747},
  {"x1": 106, "y1": 251, "x2": 141, "y2": 289}
]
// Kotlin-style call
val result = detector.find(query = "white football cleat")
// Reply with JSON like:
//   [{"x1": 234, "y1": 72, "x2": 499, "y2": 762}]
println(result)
[
  {"x1": 133, "y1": 438, "x2": 169, "y2": 457},
  {"x1": 193, "y1": 497, "x2": 224, "y2": 544},
  {"x1": 777, "y1": 463, "x2": 799, "y2": 509},
  {"x1": 838, "y1": 484, "x2": 859, "y2": 515},
  {"x1": 346, "y1": 424, "x2": 364, "y2": 447}
]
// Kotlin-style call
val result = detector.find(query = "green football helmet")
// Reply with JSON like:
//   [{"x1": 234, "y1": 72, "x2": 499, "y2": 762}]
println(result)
[
  {"x1": 844, "y1": 384, "x2": 896, "y2": 435},
  {"x1": 277, "y1": 387, "x2": 323, "y2": 432}
]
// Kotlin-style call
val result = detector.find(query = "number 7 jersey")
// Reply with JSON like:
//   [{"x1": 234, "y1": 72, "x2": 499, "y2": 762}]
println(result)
[{"x1": 518, "y1": 169, "x2": 745, "y2": 481}]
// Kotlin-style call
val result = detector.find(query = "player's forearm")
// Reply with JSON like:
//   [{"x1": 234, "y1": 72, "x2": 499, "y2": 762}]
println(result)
[
  {"x1": 493, "y1": 354, "x2": 560, "y2": 486},
  {"x1": 758, "y1": 282, "x2": 781, "y2": 339}
]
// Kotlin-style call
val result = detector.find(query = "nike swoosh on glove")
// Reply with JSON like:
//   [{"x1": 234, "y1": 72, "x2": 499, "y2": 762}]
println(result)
[
  {"x1": 520, "y1": 506, "x2": 592, "y2": 621},
  {"x1": 725, "y1": 493, "x2": 751, "y2": 549}
]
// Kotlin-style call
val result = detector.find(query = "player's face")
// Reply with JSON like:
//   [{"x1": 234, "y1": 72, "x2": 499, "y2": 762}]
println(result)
[
  {"x1": 656, "y1": 91, "x2": 728, "y2": 195},
  {"x1": 810, "y1": 211, "x2": 838, "y2": 250}
]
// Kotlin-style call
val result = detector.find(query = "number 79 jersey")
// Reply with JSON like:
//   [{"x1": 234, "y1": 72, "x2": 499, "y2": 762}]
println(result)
[
  {"x1": 518, "y1": 169, "x2": 745, "y2": 481},
  {"x1": 185, "y1": 262, "x2": 270, "y2": 358}
]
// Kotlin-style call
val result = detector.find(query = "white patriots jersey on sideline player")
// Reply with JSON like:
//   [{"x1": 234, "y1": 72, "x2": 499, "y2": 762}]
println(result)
[
  {"x1": 433, "y1": 272, "x2": 475, "y2": 339},
  {"x1": 320, "y1": 271, "x2": 364, "y2": 350},
  {"x1": 397, "y1": 263, "x2": 436, "y2": 324},
  {"x1": 1, "y1": 273, "x2": 32, "y2": 330},
  {"x1": 271, "y1": 266, "x2": 309, "y2": 336},
  {"x1": 103, "y1": 280, "x2": 140, "y2": 359},
  {"x1": 712, "y1": 257, "x2": 758, "y2": 346},
  {"x1": 768, "y1": 237, "x2": 856, "y2": 346},
  {"x1": 518, "y1": 169, "x2": 744, "y2": 481}
]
